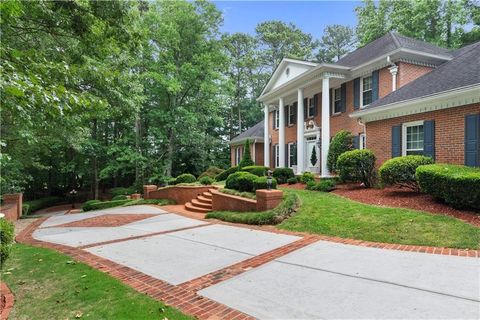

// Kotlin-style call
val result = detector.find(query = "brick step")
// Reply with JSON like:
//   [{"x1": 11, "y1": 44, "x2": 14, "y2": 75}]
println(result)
[
  {"x1": 209, "y1": 188, "x2": 218, "y2": 194},
  {"x1": 197, "y1": 195, "x2": 212, "y2": 204},
  {"x1": 185, "y1": 202, "x2": 212, "y2": 213},
  {"x1": 191, "y1": 199, "x2": 212, "y2": 209},
  {"x1": 202, "y1": 192, "x2": 212, "y2": 199}
]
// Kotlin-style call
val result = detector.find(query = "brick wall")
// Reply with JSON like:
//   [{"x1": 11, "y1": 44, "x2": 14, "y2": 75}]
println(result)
[
  {"x1": 254, "y1": 142, "x2": 264, "y2": 166},
  {"x1": 366, "y1": 103, "x2": 480, "y2": 166},
  {"x1": 230, "y1": 142, "x2": 264, "y2": 167},
  {"x1": 397, "y1": 62, "x2": 433, "y2": 88},
  {"x1": 0, "y1": 193, "x2": 23, "y2": 221}
]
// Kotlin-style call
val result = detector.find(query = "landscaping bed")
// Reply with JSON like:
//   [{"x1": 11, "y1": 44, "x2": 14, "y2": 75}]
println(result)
[{"x1": 333, "y1": 184, "x2": 480, "y2": 226}]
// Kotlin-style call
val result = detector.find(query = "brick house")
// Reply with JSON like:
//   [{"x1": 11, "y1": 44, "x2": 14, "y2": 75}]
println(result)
[
  {"x1": 233, "y1": 32, "x2": 479, "y2": 175},
  {"x1": 230, "y1": 120, "x2": 265, "y2": 166}
]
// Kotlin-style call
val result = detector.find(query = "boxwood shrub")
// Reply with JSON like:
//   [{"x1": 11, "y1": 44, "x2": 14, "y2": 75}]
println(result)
[
  {"x1": 22, "y1": 196, "x2": 63, "y2": 215},
  {"x1": 253, "y1": 176, "x2": 278, "y2": 190},
  {"x1": 109, "y1": 186, "x2": 136, "y2": 197},
  {"x1": 337, "y1": 149, "x2": 376, "y2": 187},
  {"x1": 112, "y1": 195, "x2": 128, "y2": 201},
  {"x1": 215, "y1": 166, "x2": 239, "y2": 181},
  {"x1": 82, "y1": 199, "x2": 132, "y2": 212},
  {"x1": 272, "y1": 167, "x2": 295, "y2": 184},
  {"x1": 0, "y1": 219, "x2": 14, "y2": 269},
  {"x1": 300, "y1": 172, "x2": 315, "y2": 184},
  {"x1": 327, "y1": 130, "x2": 354, "y2": 173},
  {"x1": 416, "y1": 164, "x2": 480, "y2": 210},
  {"x1": 241, "y1": 165, "x2": 269, "y2": 177},
  {"x1": 198, "y1": 166, "x2": 224, "y2": 179},
  {"x1": 306, "y1": 179, "x2": 336, "y2": 192},
  {"x1": 81, "y1": 199, "x2": 102, "y2": 211},
  {"x1": 175, "y1": 173, "x2": 196, "y2": 184},
  {"x1": 287, "y1": 177, "x2": 298, "y2": 184},
  {"x1": 199, "y1": 176, "x2": 214, "y2": 185},
  {"x1": 379, "y1": 155, "x2": 434, "y2": 191},
  {"x1": 225, "y1": 171, "x2": 258, "y2": 192}
]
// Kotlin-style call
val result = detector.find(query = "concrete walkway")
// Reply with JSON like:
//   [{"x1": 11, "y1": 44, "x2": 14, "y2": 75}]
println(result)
[{"x1": 32, "y1": 205, "x2": 480, "y2": 319}]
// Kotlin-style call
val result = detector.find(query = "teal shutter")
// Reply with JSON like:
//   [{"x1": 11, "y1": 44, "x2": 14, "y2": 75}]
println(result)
[
  {"x1": 392, "y1": 125, "x2": 402, "y2": 157},
  {"x1": 284, "y1": 105, "x2": 289, "y2": 127},
  {"x1": 285, "y1": 144, "x2": 288, "y2": 167},
  {"x1": 329, "y1": 89, "x2": 333, "y2": 115},
  {"x1": 353, "y1": 78, "x2": 360, "y2": 110},
  {"x1": 423, "y1": 120, "x2": 435, "y2": 160},
  {"x1": 292, "y1": 102, "x2": 297, "y2": 124},
  {"x1": 313, "y1": 94, "x2": 318, "y2": 116},
  {"x1": 340, "y1": 83, "x2": 347, "y2": 113},
  {"x1": 353, "y1": 135, "x2": 360, "y2": 149},
  {"x1": 272, "y1": 146, "x2": 276, "y2": 168},
  {"x1": 465, "y1": 114, "x2": 480, "y2": 167},
  {"x1": 372, "y1": 70, "x2": 379, "y2": 102}
]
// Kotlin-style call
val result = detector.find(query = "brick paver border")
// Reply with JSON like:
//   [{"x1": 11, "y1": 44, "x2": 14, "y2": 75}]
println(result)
[{"x1": 0, "y1": 281, "x2": 14, "y2": 320}]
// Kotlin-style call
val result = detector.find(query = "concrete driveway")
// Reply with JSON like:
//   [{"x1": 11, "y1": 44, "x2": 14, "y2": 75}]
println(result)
[{"x1": 33, "y1": 205, "x2": 480, "y2": 319}]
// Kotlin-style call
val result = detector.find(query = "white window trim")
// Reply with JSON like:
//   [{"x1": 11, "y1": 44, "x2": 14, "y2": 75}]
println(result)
[
  {"x1": 288, "y1": 105, "x2": 295, "y2": 126},
  {"x1": 402, "y1": 120, "x2": 424, "y2": 156},
  {"x1": 360, "y1": 74, "x2": 373, "y2": 109},
  {"x1": 274, "y1": 109, "x2": 280, "y2": 129},
  {"x1": 359, "y1": 133, "x2": 366, "y2": 149},
  {"x1": 287, "y1": 142, "x2": 294, "y2": 167},
  {"x1": 331, "y1": 87, "x2": 342, "y2": 115},
  {"x1": 235, "y1": 147, "x2": 241, "y2": 165},
  {"x1": 275, "y1": 144, "x2": 280, "y2": 167},
  {"x1": 307, "y1": 98, "x2": 315, "y2": 118}
]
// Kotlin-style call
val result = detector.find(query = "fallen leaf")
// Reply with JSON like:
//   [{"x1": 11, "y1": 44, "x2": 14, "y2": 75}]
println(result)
[
  {"x1": 80, "y1": 275, "x2": 87, "y2": 278},
  {"x1": 7, "y1": 267, "x2": 14, "y2": 271},
  {"x1": 3, "y1": 272, "x2": 12, "y2": 275},
  {"x1": 75, "y1": 311, "x2": 83, "y2": 318}
]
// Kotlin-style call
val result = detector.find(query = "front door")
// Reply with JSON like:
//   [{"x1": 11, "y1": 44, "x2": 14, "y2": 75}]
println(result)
[{"x1": 306, "y1": 140, "x2": 319, "y2": 173}]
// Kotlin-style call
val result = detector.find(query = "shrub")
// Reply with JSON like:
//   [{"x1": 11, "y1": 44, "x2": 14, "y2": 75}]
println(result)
[
  {"x1": 199, "y1": 176, "x2": 214, "y2": 185},
  {"x1": 337, "y1": 149, "x2": 376, "y2": 187},
  {"x1": 225, "y1": 171, "x2": 258, "y2": 192},
  {"x1": 124, "y1": 199, "x2": 174, "y2": 206},
  {"x1": 287, "y1": 177, "x2": 298, "y2": 184},
  {"x1": 109, "y1": 186, "x2": 136, "y2": 197},
  {"x1": 82, "y1": 199, "x2": 132, "y2": 212},
  {"x1": 238, "y1": 139, "x2": 254, "y2": 168},
  {"x1": 112, "y1": 195, "x2": 128, "y2": 201},
  {"x1": 306, "y1": 179, "x2": 336, "y2": 192},
  {"x1": 416, "y1": 164, "x2": 480, "y2": 210},
  {"x1": 198, "y1": 166, "x2": 224, "y2": 179},
  {"x1": 300, "y1": 172, "x2": 315, "y2": 184},
  {"x1": 379, "y1": 156, "x2": 434, "y2": 191},
  {"x1": 241, "y1": 165, "x2": 268, "y2": 177},
  {"x1": 219, "y1": 188, "x2": 256, "y2": 200},
  {"x1": 327, "y1": 130, "x2": 354, "y2": 173},
  {"x1": 0, "y1": 219, "x2": 14, "y2": 269},
  {"x1": 81, "y1": 199, "x2": 102, "y2": 211},
  {"x1": 272, "y1": 167, "x2": 295, "y2": 184},
  {"x1": 215, "y1": 166, "x2": 239, "y2": 181},
  {"x1": 22, "y1": 196, "x2": 63, "y2": 215},
  {"x1": 148, "y1": 175, "x2": 169, "y2": 186},
  {"x1": 175, "y1": 173, "x2": 196, "y2": 184},
  {"x1": 253, "y1": 176, "x2": 278, "y2": 190},
  {"x1": 167, "y1": 177, "x2": 177, "y2": 185}
]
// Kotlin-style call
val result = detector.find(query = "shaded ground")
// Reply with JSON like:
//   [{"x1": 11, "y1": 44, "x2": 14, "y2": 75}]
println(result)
[{"x1": 333, "y1": 184, "x2": 480, "y2": 226}]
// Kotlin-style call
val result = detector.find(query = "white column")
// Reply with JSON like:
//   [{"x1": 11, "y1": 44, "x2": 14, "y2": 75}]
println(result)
[
  {"x1": 278, "y1": 98, "x2": 285, "y2": 167},
  {"x1": 389, "y1": 65, "x2": 398, "y2": 92},
  {"x1": 321, "y1": 77, "x2": 330, "y2": 177},
  {"x1": 263, "y1": 104, "x2": 270, "y2": 167},
  {"x1": 296, "y1": 88, "x2": 305, "y2": 174}
]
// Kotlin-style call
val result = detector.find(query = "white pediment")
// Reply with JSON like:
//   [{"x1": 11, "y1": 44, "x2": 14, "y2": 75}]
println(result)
[{"x1": 262, "y1": 58, "x2": 318, "y2": 95}]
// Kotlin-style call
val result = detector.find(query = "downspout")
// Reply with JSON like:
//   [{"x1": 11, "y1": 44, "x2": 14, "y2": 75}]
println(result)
[{"x1": 358, "y1": 118, "x2": 366, "y2": 148}]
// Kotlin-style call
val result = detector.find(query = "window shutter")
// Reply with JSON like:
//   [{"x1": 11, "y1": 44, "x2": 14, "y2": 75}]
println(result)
[
  {"x1": 353, "y1": 135, "x2": 360, "y2": 149},
  {"x1": 329, "y1": 89, "x2": 333, "y2": 115},
  {"x1": 285, "y1": 105, "x2": 289, "y2": 127},
  {"x1": 285, "y1": 144, "x2": 288, "y2": 167},
  {"x1": 303, "y1": 100, "x2": 307, "y2": 119},
  {"x1": 292, "y1": 102, "x2": 297, "y2": 124},
  {"x1": 272, "y1": 146, "x2": 276, "y2": 168},
  {"x1": 293, "y1": 143, "x2": 297, "y2": 165},
  {"x1": 313, "y1": 94, "x2": 318, "y2": 116},
  {"x1": 340, "y1": 83, "x2": 347, "y2": 113},
  {"x1": 372, "y1": 70, "x2": 379, "y2": 102},
  {"x1": 465, "y1": 114, "x2": 480, "y2": 167},
  {"x1": 272, "y1": 111, "x2": 276, "y2": 130},
  {"x1": 423, "y1": 120, "x2": 435, "y2": 160},
  {"x1": 353, "y1": 78, "x2": 360, "y2": 110},
  {"x1": 304, "y1": 97, "x2": 308, "y2": 118},
  {"x1": 392, "y1": 125, "x2": 402, "y2": 158}
]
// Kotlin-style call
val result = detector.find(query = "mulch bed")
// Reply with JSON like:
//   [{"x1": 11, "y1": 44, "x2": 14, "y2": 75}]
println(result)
[
  {"x1": 52, "y1": 214, "x2": 158, "y2": 228},
  {"x1": 333, "y1": 184, "x2": 480, "y2": 227},
  {"x1": 279, "y1": 183, "x2": 306, "y2": 190}
]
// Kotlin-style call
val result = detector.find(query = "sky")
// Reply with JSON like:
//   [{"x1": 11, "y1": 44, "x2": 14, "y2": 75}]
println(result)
[{"x1": 213, "y1": 1, "x2": 361, "y2": 40}]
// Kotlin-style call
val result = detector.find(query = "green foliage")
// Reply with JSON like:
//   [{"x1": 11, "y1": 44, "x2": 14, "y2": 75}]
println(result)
[
  {"x1": 167, "y1": 177, "x2": 177, "y2": 185},
  {"x1": 81, "y1": 200, "x2": 102, "y2": 212},
  {"x1": 316, "y1": 24, "x2": 355, "y2": 63},
  {"x1": 337, "y1": 149, "x2": 376, "y2": 187},
  {"x1": 327, "y1": 130, "x2": 354, "y2": 173},
  {"x1": 379, "y1": 156, "x2": 434, "y2": 191},
  {"x1": 22, "y1": 196, "x2": 63, "y2": 215},
  {"x1": 219, "y1": 188, "x2": 257, "y2": 200},
  {"x1": 175, "y1": 174, "x2": 196, "y2": 184},
  {"x1": 124, "y1": 199, "x2": 174, "y2": 207},
  {"x1": 238, "y1": 139, "x2": 254, "y2": 168},
  {"x1": 306, "y1": 180, "x2": 336, "y2": 192},
  {"x1": 215, "y1": 166, "x2": 239, "y2": 181},
  {"x1": 206, "y1": 193, "x2": 300, "y2": 225},
  {"x1": 82, "y1": 199, "x2": 132, "y2": 212},
  {"x1": 112, "y1": 195, "x2": 128, "y2": 201},
  {"x1": 416, "y1": 164, "x2": 480, "y2": 210},
  {"x1": 253, "y1": 176, "x2": 278, "y2": 190},
  {"x1": 287, "y1": 177, "x2": 298, "y2": 185},
  {"x1": 0, "y1": 219, "x2": 14, "y2": 269},
  {"x1": 199, "y1": 176, "x2": 214, "y2": 185},
  {"x1": 300, "y1": 172, "x2": 315, "y2": 184},
  {"x1": 198, "y1": 167, "x2": 224, "y2": 179},
  {"x1": 272, "y1": 168, "x2": 295, "y2": 184},
  {"x1": 241, "y1": 165, "x2": 268, "y2": 177},
  {"x1": 109, "y1": 187, "x2": 136, "y2": 197},
  {"x1": 225, "y1": 171, "x2": 258, "y2": 192}
]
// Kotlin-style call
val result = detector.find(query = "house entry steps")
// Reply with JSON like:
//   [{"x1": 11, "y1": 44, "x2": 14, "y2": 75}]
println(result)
[{"x1": 184, "y1": 189, "x2": 214, "y2": 214}]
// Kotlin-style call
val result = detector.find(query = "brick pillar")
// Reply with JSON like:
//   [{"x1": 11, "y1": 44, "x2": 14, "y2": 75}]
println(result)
[
  {"x1": 131, "y1": 193, "x2": 141, "y2": 200},
  {"x1": 256, "y1": 189, "x2": 283, "y2": 211},
  {"x1": 2, "y1": 193, "x2": 23, "y2": 220},
  {"x1": 143, "y1": 185, "x2": 157, "y2": 199}
]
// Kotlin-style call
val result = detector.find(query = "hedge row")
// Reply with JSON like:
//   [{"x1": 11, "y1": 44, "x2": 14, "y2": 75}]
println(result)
[
  {"x1": 82, "y1": 198, "x2": 174, "y2": 211},
  {"x1": 225, "y1": 171, "x2": 278, "y2": 192},
  {"x1": 22, "y1": 196, "x2": 64, "y2": 215}
]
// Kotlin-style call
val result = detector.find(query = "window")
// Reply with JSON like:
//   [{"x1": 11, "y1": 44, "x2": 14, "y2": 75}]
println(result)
[
  {"x1": 288, "y1": 105, "x2": 295, "y2": 126},
  {"x1": 274, "y1": 144, "x2": 280, "y2": 167},
  {"x1": 307, "y1": 98, "x2": 315, "y2": 118},
  {"x1": 402, "y1": 121, "x2": 424, "y2": 155},
  {"x1": 274, "y1": 109, "x2": 279, "y2": 129},
  {"x1": 359, "y1": 133, "x2": 366, "y2": 150},
  {"x1": 332, "y1": 88, "x2": 342, "y2": 114},
  {"x1": 361, "y1": 75, "x2": 373, "y2": 107},
  {"x1": 288, "y1": 143, "x2": 297, "y2": 167},
  {"x1": 235, "y1": 147, "x2": 242, "y2": 165}
]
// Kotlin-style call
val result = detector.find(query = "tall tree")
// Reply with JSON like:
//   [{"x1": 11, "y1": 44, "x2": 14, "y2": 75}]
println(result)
[
  {"x1": 355, "y1": 0, "x2": 391, "y2": 47},
  {"x1": 316, "y1": 25, "x2": 355, "y2": 63}
]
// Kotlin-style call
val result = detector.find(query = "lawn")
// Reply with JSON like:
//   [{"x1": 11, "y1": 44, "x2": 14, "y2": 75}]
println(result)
[
  {"x1": 278, "y1": 189, "x2": 480, "y2": 249},
  {"x1": 2, "y1": 244, "x2": 192, "y2": 320}
]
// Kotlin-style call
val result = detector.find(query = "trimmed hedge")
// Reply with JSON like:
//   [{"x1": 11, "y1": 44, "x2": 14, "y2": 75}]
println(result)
[
  {"x1": 199, "y1": 176, "x2": 214, "y2": 185},
  {"x1": 22, "y1": 196, "x2": 63, "y2": 215},
  {"x1": 416, "y1": 164, "x2": 480, "y2": 210},
  {"x1": 0, "y1": 219, "x2": 14, "y2": 269},
  {"x1": 379, "y1": 155, "x2": 434, "y2": 191},
  {"x1": 198, "y1": 166, "x2": 224, "y2": 179},
  {"x1": 273, "y1": 167, "x2": 295, "y2": 184},
  {"x1": 300, "y1": 172, "x2": 315, "y2": 184},
  {"x1": 112, "y1": 195, "x2": 128, "y2": 201},
  {"x1": 124, "y1": 199, "x2": 174, "y2": 206},
  {"x1": 219, "y1": 188, "x2": 256, "y2": 200},
  {"x1": 337, "y1": 149, "x2": 376, "y2": 187},
  {"x1": 287, "y1": 177, "x2": 298, "y2": 185},
  {"x1": 109, "y1": 187, "x2": 136, "y2": 197},
  {"x1": 175, "y1": 173, "x2": 196, "y2": 184},
  {"x1": 82, "y1": 199, "x2": 132, "y2": 212},
  {"x1": 327, "y1": 130, "x2": 354, "y2": 173},
  {"x1": 306, "y1": 179, "x2": 336, "y2": 192},
  {"x1": 215, "y1": 166, "x2": 239, "y2": 181},
  {"x1": 81, "y1": 199, "x2": 102, "y2": 211},
  {"x1": 241, "y1": 165, "x2": 269, "y2": 177},
  {"x1": 253, "y1": 176, "x2": 278, "y2": 190},
  {"x1": 225, "y1": 171, "x2": 258, "y2": 192}
]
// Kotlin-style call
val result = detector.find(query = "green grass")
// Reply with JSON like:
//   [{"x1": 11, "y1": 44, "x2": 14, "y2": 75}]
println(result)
[
  {"x1": 219, "y1": 188, "x2": 256, "y2": 199},
  {"x1": 278, "y1": 189, "x2": 480, "y2": 249},
  {"x1": 2, "y1": 244, "x2": 192, "y2": 320}
]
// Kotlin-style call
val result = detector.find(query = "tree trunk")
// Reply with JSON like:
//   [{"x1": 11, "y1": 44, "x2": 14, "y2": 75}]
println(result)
[
  {"x1": 135, "y1": 115, "x2": 141, "y2": 186},
  {"x1": 92, "y1": 119, "x2": 99, "y2": 200},
  {"x1": 165, "y1": 128, "x2": 174, "y2": 177}
]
